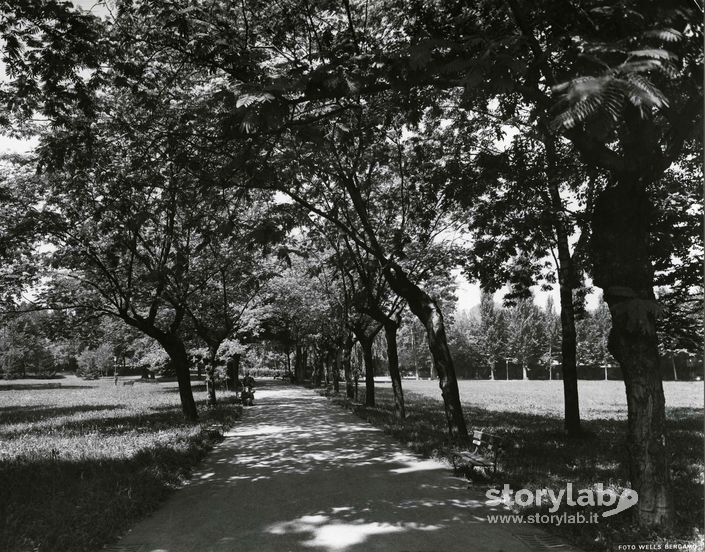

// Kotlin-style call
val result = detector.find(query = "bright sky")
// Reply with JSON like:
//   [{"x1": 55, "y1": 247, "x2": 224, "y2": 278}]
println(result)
[{"x1": 453, "y1": 270, "x2": 601, "y2": 313}]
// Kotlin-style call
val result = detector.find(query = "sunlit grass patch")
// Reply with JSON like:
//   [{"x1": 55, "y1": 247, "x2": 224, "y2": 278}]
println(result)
[
  {"x1": 0, "y1": 376, "x2": 241, "y2": 552},
  {"x1": 325, "y1": 381, "x2": 703, "y2": 551}
]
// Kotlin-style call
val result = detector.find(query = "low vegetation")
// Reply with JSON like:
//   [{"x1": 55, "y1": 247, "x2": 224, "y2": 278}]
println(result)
[
  {"x1": 324, "y1": 381, "x2": 704, "y2": 551},
  {"x1": 0, "y1": 376, "x2": 241, "y2": 552}
]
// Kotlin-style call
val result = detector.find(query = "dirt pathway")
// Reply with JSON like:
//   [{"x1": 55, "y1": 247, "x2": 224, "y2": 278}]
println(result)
[{"x1": 106, "y1": 383, "x2": 582, "y2": 552}]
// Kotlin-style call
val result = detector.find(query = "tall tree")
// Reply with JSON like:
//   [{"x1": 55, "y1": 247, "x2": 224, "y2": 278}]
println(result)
[
  {"x1": 457, "y1": 124, "x2": 592, "y2": 434},
  {"x1": 184, "y1": 198, "x2": 290, "y2": 405},
  {"x1": 270, "y1": 95, "x2": 471, "y2": 440},
  {"x1": 378, "y1": 0, "x2": 702, "y2": 525},
  {"x1": 505, "y1": 297, "x2": 544, "y2": 380},
  {"x1": 576, "y1": 298, "x2": 614, "y2": 378},
  {"x1": 477, "y1": 291, "x2": 507, "y2": 381},
  {"x1": 541, "y1": 296, "x2": 562, "y2": 380},
  {"x1": 32, "y1": 74, "x2": 265, "y2": 419}
]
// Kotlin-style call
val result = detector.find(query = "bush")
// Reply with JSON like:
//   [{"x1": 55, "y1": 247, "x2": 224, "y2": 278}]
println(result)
[
  {"x1": 244, "y1": 367, "x2": 281, "y2": 378},
  {"x1": 76, "y1": 344, "x2": 114, "y2": 379}
]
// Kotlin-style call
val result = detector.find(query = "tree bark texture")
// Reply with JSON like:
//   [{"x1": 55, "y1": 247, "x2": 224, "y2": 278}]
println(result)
[
  {"x1": 161, "y1": 336, "x2": 198, "y2": 421},
  {"x1": 546, "y1": 139, "x2": 582, "y2": 435},
  {"x1": 555, "y1": 251, "x2": 581, "y2": 435},
  {"x1": 384, "y1": 322, "x2": 405, "y2": 420},
  {"x1": 357, "y1": 333, "x2": 375, "y2": 406},
  {"x1": 343, "y1": 332, "x2": 354, "y2": 399},
  {"x1": 383, "y1": 263, "x2": 468, "y2": 441},
  {"x1": 592, "y1": 179, "x2": 672, "y2": 528},
  {"x1": 206, "y1": 345, "x2": 218, "y2": 406}
]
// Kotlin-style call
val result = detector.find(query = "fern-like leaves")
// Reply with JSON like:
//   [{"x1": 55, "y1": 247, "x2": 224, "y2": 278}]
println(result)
[{"x1": 550, "y1": 29, "x2": 682, "y2": 131}]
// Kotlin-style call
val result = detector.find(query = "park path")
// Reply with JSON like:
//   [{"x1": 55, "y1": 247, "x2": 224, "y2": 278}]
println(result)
[{"x1": 106, "y1": 383, "x2": 582, "y2": 552}]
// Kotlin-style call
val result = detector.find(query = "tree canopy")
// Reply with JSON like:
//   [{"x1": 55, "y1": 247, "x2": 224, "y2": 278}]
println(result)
[{"x1": 0, "y1": 0, "x2": 701, "y2": 530}]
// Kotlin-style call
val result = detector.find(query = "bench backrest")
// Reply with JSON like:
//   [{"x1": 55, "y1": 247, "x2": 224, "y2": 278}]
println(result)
[{"x1": 472, "y1": 429, "x2": 502, "y2": 453}]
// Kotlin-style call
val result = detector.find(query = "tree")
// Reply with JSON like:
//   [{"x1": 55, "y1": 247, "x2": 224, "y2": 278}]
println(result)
[
  {"x1": 76, "y1": 343, "x2": 114, "y2": 379},
  {"x1": 501, "y1": 2, "x2": 702, "y2": 526},
  {"x1": 505, "y1": 297, "x2": 544, "y2": 380},
  {"x1": 183, "y1": 198, "x2": 289, "y2": 405},
  {"x1": 459, "y1": 134, "x2": 591, "y2": 433},
  {"x1": 86, "y1": 0, "x2": 472, "y2": 441},
  {"x1": 310, "y1": 214, "x2": 417, "y2": 417},
  {"x1": 652, "y1": 156, "x2": 703, "y2": 372},
  {"x1": 447, "y1": 309, "x2": 484, "y2": 379},
  {"x1": 267, "y1": 94, "x2": 471, "y2": 440},
  {"x1": 3, "y1": 0, "x2": 699, "y2": 525},
  {"x1": 0, "y1": 310, "x2": 56, "y2": 379},
  {"x1": 376, "y1": 0, "x2": 702, "y2": 525},
  {"x1": 33, "y1": 72, "x2": 264, "y2": 420},
  {"x1": 0, "y1": 1, "x2": 106, "y2": 129},
  {"x1": 262, "y1": 254, "x2": 343, "y2": 386},
  {"x1": 576, "y1": 298, "x2": 614, "y2": 379},
  {"x1": 476, "y1": 292, "x2": 507, "y2": 381},
  {"x1": 540, "y1": 296, "x2": 562, "y2": 380}
]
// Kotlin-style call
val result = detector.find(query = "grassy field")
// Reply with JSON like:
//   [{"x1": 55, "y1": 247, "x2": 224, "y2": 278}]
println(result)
[
  {"x1": 0, "y1": 375, "x2": 241, "y2": 552},
  {"x1": 332, "y1": 379, "x2": 704, "y2": 551},
  {"x1": 388, "y1": 379, "x2": 704, "y2": 420},
  {"x1": 2, "y1": 375, "x2": 700, "y2": 551}
]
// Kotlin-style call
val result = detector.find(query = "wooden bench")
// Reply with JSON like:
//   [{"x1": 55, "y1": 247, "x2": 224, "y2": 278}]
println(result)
[{"x1": 447, "y1": 429, "x2": 503, "y2": 475}]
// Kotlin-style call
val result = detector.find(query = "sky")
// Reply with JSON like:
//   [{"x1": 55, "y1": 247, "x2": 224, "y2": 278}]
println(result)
[{"x1": 452, "y1": 270, "x2": 602, "y2": 314}]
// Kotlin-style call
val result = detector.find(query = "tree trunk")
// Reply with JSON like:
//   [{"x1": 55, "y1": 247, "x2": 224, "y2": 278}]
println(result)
[
  {"x1": 411, "y1": 329, "x2": 419, "y2": 379},
  {"x1": 385, "y1": 322, "x2": 405, "y2": 420},
  {"x1": 548, "y1": 175, "x2": 582, "y2": 436},
  {"x1": 557, "y1": 279, "x2": 580, "y2": 434},
  {"x1": 206, "y1": 345, "x2": 218, "y2": 406},
  {"x1": 293, "y1": 343, "x2": 302, "y2": 383},
  {"x1": 161, "y1": 336, "x2": 198, "y2": 421},
  {"x1": 522, "y1": 360, "x2": 528, "y2": 380},
  {"x1": 332, "y1": 354, "x2": 339, "y2": 393},
  {"x1": 343, "y1": 332, "x2": 354, "y2": 399},
  {"x1": 383, "y1": 263, "x2": 468, "y2": 441},
  {"x1": 232, "y1": 353, "x2": 240, "y2": 390},
  {"x1": 358, "y1": 334, "x2": 375, "y2": 406},
  {"x1": 592, "y1": 178, "x2": 672, "y2": 528},
  {"x1": 301, "y1": 348, "x2": 308, "y2": 382}
]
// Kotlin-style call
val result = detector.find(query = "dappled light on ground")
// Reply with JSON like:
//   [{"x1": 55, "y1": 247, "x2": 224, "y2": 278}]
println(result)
[
  {"x1": 266, "y1": 513, "x2": 413, "y2": 550},
  {"x1": 112, "y1": 383, "x2": 549, "y2": 552}
]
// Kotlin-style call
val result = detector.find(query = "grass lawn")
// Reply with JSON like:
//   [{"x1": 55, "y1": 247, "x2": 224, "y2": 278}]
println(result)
[
  {"x1": 0, "y1": 375, "x2": 241, "y2": 552},
  {"x1": 330, "y1": 379, "x2": 704, "y2": 551}
]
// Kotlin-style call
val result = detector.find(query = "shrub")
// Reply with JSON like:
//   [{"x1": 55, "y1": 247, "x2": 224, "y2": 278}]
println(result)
[{"x1": 76, "y1": 344, "x2": 114, "y2": 378}]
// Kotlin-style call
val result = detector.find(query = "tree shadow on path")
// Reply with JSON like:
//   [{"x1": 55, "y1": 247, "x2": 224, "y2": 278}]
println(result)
[{"x1": 111, "y1": 384, "x2": 579, "y2": 552}]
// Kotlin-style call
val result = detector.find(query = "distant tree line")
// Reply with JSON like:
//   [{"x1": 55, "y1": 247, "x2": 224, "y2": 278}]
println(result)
[{"x1": 348, "y1": 292, "x2": 703, "y2": 382}]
